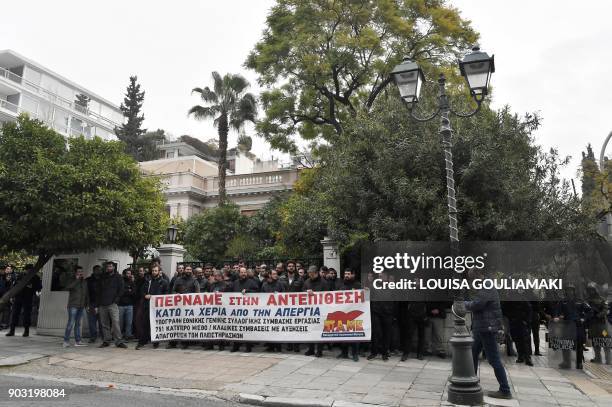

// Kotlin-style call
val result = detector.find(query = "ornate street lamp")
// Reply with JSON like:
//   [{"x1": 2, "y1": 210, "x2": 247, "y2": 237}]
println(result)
[
  {"x1": 166, "y1": 224, "x2": 178, "y2": 244},
  {"x1": 392, "y1": 45, "x2": 495, "y2": 406}
]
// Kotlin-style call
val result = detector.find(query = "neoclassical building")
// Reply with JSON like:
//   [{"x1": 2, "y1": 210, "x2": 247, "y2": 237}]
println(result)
[{"x1": 140, "y1": 141, "x2": 301, "y2": 218}]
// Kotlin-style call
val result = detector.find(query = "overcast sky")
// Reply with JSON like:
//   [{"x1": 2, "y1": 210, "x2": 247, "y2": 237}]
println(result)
[{"x1": 2, "y1": 0, "x2": 611, "y2": 183}]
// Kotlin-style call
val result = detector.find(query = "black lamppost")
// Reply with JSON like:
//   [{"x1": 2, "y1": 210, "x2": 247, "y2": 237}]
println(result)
[{"x1": 392, "y1": 46, "x2": 494, "y2": 406}]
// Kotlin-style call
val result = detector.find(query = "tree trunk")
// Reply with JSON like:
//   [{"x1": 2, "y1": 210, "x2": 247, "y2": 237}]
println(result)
[
  {"x1": 0, "y1": 253, "x2": 52, "y2": 312},
  {"x1": 217, "y1": 113, "x2": 229, "y2": 205}
]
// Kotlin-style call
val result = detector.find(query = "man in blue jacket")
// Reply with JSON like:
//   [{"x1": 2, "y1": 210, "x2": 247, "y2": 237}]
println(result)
[{"x1": 465, "y1": 268, "x2": 512, "y2": 400}]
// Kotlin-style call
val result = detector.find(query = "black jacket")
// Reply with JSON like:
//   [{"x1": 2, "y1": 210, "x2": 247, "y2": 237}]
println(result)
[
  {"x1": 281, "y1": 273, "x2": 304, "y2": 292},
  {"x1": 208, "y1": 280, "x2": 229, "y2": 293},
  {"x1": 303, "y1": 276, "x2": 330, "y2": 292},
  {"x1": 466, "y1": 288, "x2": 503, "y2": 333},
  {"x1": 232, "y1": 278, "x2": 260, "y2": 293},
  {"x1": 86, "y1": 274, "x2": 101, "y2": 307},
  {"x1": 140, "y1": 275, "x2": 169, "y2": 307},
  {"x1": 14, "y1": 273, "x2": 42, "y2": 302},
  {"x1": 262, "y1": 279, "x2": 287, "y2": 293},
  {"x1": 118, "y1": 277, "x2": 137, "y2": 306},
  {"x1": 95, "y1": 271, "x2": 124, "y2": 307},
  {"x1": 197, "y1": 277, "x2": 209, "y2": 293},
  {"x1": 172, "y1": 275, "x2": 200, "y2": 294},
  {"x1": 335, "y1": 279, "x2": 362, "y2": 291}
]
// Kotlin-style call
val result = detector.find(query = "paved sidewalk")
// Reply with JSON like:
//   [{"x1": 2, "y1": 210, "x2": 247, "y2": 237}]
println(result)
[{"x1": 1, "y1": 329, "x2": 612, "y2": 407}]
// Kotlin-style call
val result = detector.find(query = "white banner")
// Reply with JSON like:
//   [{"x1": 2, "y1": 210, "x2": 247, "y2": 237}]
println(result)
[{"x1": 149, "y1": 290, "x2": 371, "y2": 342}]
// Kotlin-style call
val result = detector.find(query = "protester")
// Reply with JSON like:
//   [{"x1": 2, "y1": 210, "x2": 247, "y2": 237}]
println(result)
[
  {"x1": 136, "y1": 264, "x2": 168, "y2": 350},
  {"x1": 96, "y1": 263, "x2": 126, "y2": 348},
  {"x1": 261, "y1": 269, "x2": 286, "y2": 352},
  {"x1": 465, "y1": 268, "x2": 512, "y2": 400},
  {"x1": 399, "y1": 298, "x2": 427, "y2": 361},
  {"x1": 169, "y1": 263, "x2": 185, "y2": 292},
  {"x1": 169, "y1": 265, "x2": 200, "y2": 349},
  {"x1": 205, "y1": 270, "x2": 229, "y2": 350},
  {"x1": 335, "y1": 268, "x2": 361, "y2": 361},
  {"x1": 230, "y1": 267, "x2": 259, "y2": 352},
  {"x1": 304, "y1": 265, "x2": 330, "y2": 357},
  {"x1": 6, "y1": 264, "x2": 42, "y2": 337},
  {"x1": 503, "y1": 299, "x2": 533, "y2": 366},
  {"x1": 426, "y1": 301, "x2": 449, "y2": 358},
  {"x1": 86, "y1": 265, "x2": 103, "y2": 343},
  {"x1": 367, "y1": 272, "x2": 394, "y2": 361},
  {"x1": 133, "y1": 266, "x2": 147, "y2": 343},
  {"x1": 61, "y1": 265, "x2": 88, "y2": 347},
  {"x1": 118, "y1": 268, "x2": 136, "y2": 340},
  {"x1": 195, "y1": 267, "x2": 209, "y2": 292}
]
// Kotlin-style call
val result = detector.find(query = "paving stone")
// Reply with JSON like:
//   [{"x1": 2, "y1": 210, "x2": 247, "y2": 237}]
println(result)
[
  {"x1": 482, "y1": 396, "x2": 520, "y2": 407},
  {"x1": 264, "y1": 397, "x2": 333, "y2": 407},
  {"x1": 404, "y1": 390, "x2": 442, "y2": 400},
  {"x1": 399, "y1": 397, "x2": 441, "y2": 406}
]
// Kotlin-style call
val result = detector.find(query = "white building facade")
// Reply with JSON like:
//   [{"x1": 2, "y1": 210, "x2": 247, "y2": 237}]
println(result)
[{"x1": 0, "y1": 50, "x2": 122, "y2": 139}]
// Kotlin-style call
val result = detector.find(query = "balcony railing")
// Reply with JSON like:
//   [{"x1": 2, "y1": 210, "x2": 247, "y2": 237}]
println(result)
[
  {"x1": 0, "y1": 66, "x2": 121, "y2": 130},
  {"x1": 156, "y1": 169, "x2": 299, "y2": 197},
  {"x1": 0, "y1": 99, "x2": 19, "y2": 113}
]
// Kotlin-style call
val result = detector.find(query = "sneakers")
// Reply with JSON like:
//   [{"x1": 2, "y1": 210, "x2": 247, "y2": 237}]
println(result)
[
  {"x1": 74, "y1": 341, "x2": 87, "y2": 347},
  {"x1": 487, "y1": 390, "x2": 512, "y2": 400},
  {"x1": 62, "y1": 341, "x2": 71, "y2": 348},
  {"x1": 116, "y1": 342, "x2": 128, "y2": 349},
  {"x1": 366, "y1": 353, "x2": 378, "y2": 360}
]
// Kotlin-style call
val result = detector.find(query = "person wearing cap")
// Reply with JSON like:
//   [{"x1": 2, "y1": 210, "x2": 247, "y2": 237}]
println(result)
[{"x1": 303, "y1": 265, "x2": 330, "y2": 357}]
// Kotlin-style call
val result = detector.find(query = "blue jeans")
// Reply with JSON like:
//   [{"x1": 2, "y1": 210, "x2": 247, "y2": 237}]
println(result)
[
  {"x1": 64, "y1": 307, "x2": 84, "y2": 342},
  {"x1": 472, "y1": 330, "x2": 511, "y2": 394},
  {"x1": 118, "y1": 305, "x2": 133, "y2": 338}
]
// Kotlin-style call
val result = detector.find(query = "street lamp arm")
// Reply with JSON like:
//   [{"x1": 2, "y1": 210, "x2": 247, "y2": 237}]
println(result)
[
  {"x1": 449, "y1": 99, "x2": 482, "y2": 118},
  {"x1": 406, "y1": 104, "x2": 441, "y2": 123}
]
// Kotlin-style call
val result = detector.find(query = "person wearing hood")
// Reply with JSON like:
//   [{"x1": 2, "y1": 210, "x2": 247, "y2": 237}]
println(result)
[
  {"x1": 230, "y1": 267, "x2": 259, "y2": 353},
  {"x1": 586, "y1": 284, "x2": 611, "y2": 364}
]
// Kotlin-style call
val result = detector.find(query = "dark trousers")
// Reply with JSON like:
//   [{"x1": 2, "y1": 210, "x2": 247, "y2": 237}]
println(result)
[
  {"x1": 138, "y1": 304, "x2": 151, "y2": 345},
  {"x1": 400, "y1": 318, "x2": 425, "y2": 355},
  {"x1": 308, "y1": 343, "x2": 324, "y2": 354},
  {"x1": 10, "y1": 299, "x2": 33, "y2": 328},
  {"x1": 472, "y1": 331, "x2": 511, "y2": 394},
  {"x1": 531, "y1": 317, "x2": 540, "y2": 352},
  {"x1": 509, "y1": 321, "x2": 532, "y2": 358},
  {"x1": 371, "y1": 311, "x2": 393, "y2": 356},
  {"x1": 341, "y1": 343, "x2": 359, "y2": 356}
]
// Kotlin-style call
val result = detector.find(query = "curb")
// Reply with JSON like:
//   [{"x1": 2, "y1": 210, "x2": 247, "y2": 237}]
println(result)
[{"x1": 236, "y1": 394, "x2": 393, "y2": 407}]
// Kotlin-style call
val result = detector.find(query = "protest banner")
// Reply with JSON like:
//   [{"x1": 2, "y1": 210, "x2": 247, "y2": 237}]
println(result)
[{"x1": 149, "y1": 289, "x2": 371, "y2": 342}]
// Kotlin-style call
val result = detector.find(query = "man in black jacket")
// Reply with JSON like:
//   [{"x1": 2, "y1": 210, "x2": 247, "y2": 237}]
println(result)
[
  {"x1": 96, "y1": 263, "x2": 126, "y2": 348},
  {"x1": 367, "y1": 272, "x2": 394, "y2": 361},
  {"x1": 399, "y1": 300, "x2": 427, "y2": 361},
  {"x1": 426, "y1": 301, "x2": 450, "y2": 358},
  {"x1": 261, "y1": 269, "x2": 287, "y2": 352},
  {"x1": 336, "y1": 268, "x2": 362, "y2": 361},
  {"x1": 6, "y1": 265, "x2": 41, "y2": 337},
  {"x1": 204, "y1": 270, "x2": 230, "y2": 351},
  {"x1": 118, "y1": 269, "x2": 136, "y2": 340},
  {"x1": 304, "y1": 265, "x2": 330, "y2": 357},
  {"x1": 503, "y1": 299, "x2": 533, "y2": 366},
  {"x1": 86, "y1": 265, "x2": 103, "y2": 343},
  {"x1": 230, "y1": 267, "x2": 259, "y2": 352},
  {"x1": 136, "y1": 264, "x2": 168, "y2": 349},
  {"x1": 169, "y1": 265, "x2": 200, "y2": 349}
]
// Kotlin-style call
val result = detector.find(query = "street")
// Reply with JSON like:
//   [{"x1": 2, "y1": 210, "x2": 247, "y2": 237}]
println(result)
[{"x1": 0, "y1": 374, "x2": 240, "y2": 407}]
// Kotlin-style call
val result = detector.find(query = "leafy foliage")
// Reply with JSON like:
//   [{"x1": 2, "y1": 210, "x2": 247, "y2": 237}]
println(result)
[
  {"x1": 188, "y1": 72, "x2": 257, "y2": 204},
  {"x1": 183, "y1": 204, "x2": 245, "y2": 260},
  {"x1": 0, "y1": 115, "x2": 168, "y2": 306},
  {"x1": 246, "y1": 0, "x2": 478, "y2": 151}
]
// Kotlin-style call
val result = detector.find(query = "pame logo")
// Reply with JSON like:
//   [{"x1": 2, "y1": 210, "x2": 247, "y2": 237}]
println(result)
[{"x1": 322, "y1": 310, "x2": 365, "y2": 338}]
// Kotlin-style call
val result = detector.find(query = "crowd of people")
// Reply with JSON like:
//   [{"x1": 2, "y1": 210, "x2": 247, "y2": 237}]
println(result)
[{"x1": 1, "y1": 261, "x2": 611, "y2": 378}]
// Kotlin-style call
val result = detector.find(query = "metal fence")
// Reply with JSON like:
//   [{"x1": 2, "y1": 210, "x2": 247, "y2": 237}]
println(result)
[{"x1": 177, "y1": 257, "x2": 323, "y2": 270}]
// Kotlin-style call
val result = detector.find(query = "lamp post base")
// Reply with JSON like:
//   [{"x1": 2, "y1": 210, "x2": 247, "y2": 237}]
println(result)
[{"x1": 447, "y1": 301, "x2": 483, "y2": 406}]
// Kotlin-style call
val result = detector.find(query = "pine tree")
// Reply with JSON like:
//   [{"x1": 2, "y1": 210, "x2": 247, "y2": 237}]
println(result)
[{"x1": 115, "y1": 76, "x2": 146, "y2": 160}]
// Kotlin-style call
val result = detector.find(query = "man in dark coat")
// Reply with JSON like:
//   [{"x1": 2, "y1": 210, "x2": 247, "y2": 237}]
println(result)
[
  {"x1": 304, "y1": 265, "x2": 330, "y2": 357},
  {"x1": 502, "y1": 299, "x2": 533, "y2": 366},
  {"x1": 86, "y1": 265, "x2": 103, "y2": 343},
  {"x1": 96, "y1": 263, "x2": 126, "y2": 348},
  {"x1": 168, "y1": 265, "x2": 199, "y2": 349},
  {"x1": 399, "y1": 300, "x2": 427, "y2": 361},
  {"x1": 6, "y1": 265, "x2": 42, "y2": 337},
  {"x1": 465, "y1": 268, "x2": 512, "y2": 400},
  {"x1": 261, "y1": 269, "x2": 286, "y2": 352},
  {"x1": 230, "y1": 267, "x2": 259, "y2": 352},
  {"x1": 335, "y1": 268, "x2": 362, "y2": 361},
  {"x1": 136, "y1": 264, "x2": 168, "y2": 349}
]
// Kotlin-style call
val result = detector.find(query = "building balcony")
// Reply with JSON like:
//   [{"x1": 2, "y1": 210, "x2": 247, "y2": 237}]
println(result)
[
  {"x1": 0, "y1": 66, "x2": 120, "y2": 131},
  {"x1": 156, "y1": 168, "x2": 299, "y2": 199}
]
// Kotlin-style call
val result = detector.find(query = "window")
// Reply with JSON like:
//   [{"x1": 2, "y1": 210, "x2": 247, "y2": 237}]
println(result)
[
  {"x1": 51, "y1": 258, "x2": 79, "y2": 291},
  {"x1": 21, "y1": 95, "x2": 37, "y2": 116},
  {"x1": 166, "y1": 151, "x2": 175, "y2": 159}
]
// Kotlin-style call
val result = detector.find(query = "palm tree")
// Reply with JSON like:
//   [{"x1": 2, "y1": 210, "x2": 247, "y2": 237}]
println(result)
[{"x1": 188, "y1": 72, "x2": 257, "y2": 205}]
